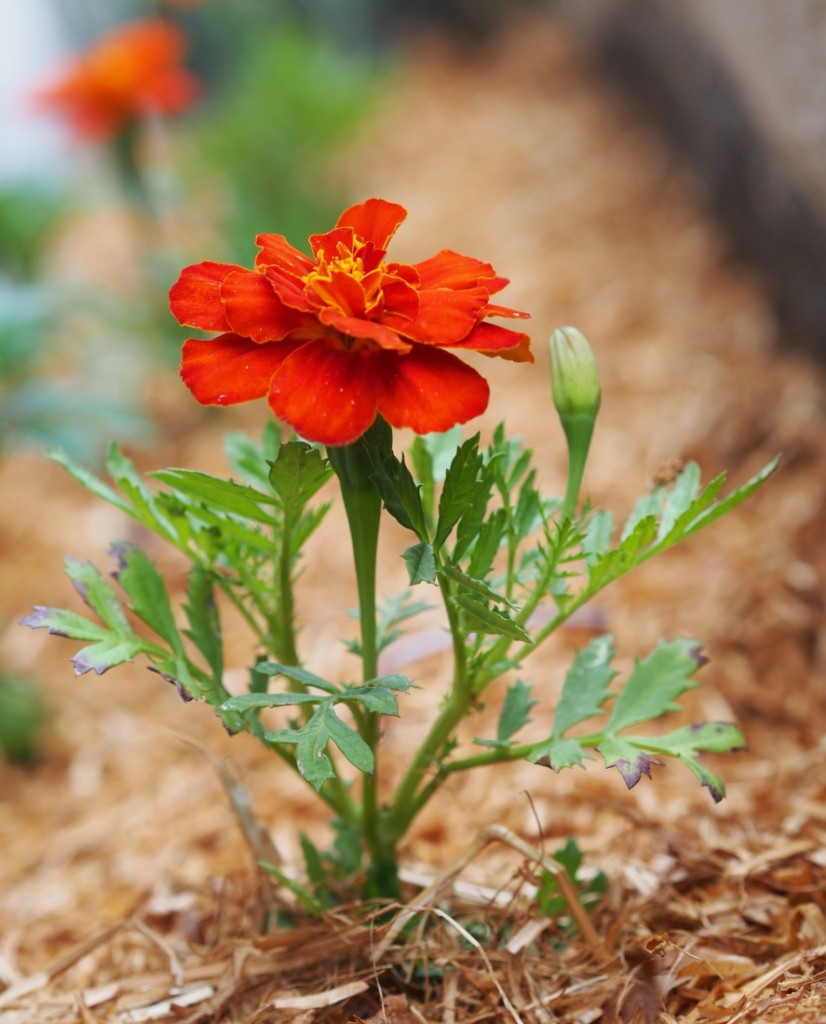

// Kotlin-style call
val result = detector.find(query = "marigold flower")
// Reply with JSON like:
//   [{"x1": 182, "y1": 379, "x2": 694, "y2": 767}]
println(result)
[
  {"x1": 35, "y1": 18, "x2": 199, "y2": 140},
  {"x1": 170, "y1": 198, "x2": 533, "y2": 445}
]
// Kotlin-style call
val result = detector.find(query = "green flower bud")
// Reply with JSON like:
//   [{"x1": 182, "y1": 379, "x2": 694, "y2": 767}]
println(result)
[
  {"x1": 549, "y1": 327, "x2": 601, "y2": 518},
  {"x1": 549, "y1": 326, "x2": 601, "y2": 421}
]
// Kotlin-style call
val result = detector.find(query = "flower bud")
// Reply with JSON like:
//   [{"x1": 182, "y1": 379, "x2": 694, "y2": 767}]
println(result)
[
  {"x1": 549, "y1": 327, "x2": 601, "y2": 518},
  {"x1": 549, "y1": 327, "x2": 601, "y2": 421}
]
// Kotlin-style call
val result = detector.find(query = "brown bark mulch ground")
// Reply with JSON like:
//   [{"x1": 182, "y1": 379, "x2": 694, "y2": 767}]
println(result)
[{"x1": 1, "y1": 15, "x2": 825, "y2": 1023}]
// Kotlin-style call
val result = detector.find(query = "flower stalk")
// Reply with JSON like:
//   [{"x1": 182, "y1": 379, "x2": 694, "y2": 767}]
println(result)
[{"x1": 550, "y1": 327, "x2": 601, "y2": 519}]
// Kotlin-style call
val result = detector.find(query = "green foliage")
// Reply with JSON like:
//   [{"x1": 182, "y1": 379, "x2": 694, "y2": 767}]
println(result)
[
  {"x1": 222, "y1": 664, "x2": 411, "y2": 790},
  {"x1": 186, "y1": 19, "x2": 387, "y2": 256},
  {"x1": 26, "y1": 417, "x2": 777, "y2": 909},
  {"x1": 0, "y1": 282, "x2": 149, "y2": 461},
  {"x1": 537, "y1": 838, "x2": 608, "y2": 928},
  {"x1": 0, "y1": 674, "x2": 47, "y2": 764},
  {"x1": 0, "y1": 180, "x2": 66, "y2": 281}
]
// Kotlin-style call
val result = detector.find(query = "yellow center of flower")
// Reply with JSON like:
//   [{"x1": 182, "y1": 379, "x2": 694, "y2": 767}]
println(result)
[{"x1": 303, "y1": 243, "x2": 386, "y2": 321}]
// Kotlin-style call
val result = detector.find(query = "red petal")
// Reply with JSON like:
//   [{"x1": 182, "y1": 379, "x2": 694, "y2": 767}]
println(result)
[
  {"x1": 452, "y1": 322, "x2": 534, "y2": 363},
  {"x1": 181, "y1": 333, "x2": 299, "y2": 405},
  {"x1": 307, "y1": 266, "x2": 368, "y2": 318},
  {"x1": 380, "y1": 274, "x2": 419, "y2": 320},
  {"x1": 309, "y1": 226, "x2": 355, "y2": 262},
  {"x1": 386, "y1": 286, "x2": 488, "y2": 344},
  {"x1": 268, "y1": 340, "x2": 379, "y2": 445},
  {"x1": 413, "y1": 250, "x2": 496, "y2": 290},
  {"x1": 221, "y1": 270, "x2": 311, "y2": 342},
  {"x1": 255, "y1": 233, "x2": 314, "y2": 277},
  {"x1": 484, "y1": 302, "x2": 531, "y2": 319},
  {"x1": 335, "y1": 198, "x2": 407, "y2": 249},
  {"x1": 262, "y1": 267, "x2": 314, "y2": 313},
  {"x1": 169, "y1": 261, "x2": 243, "y2": 331},
  {"x1": 375, "y1": 346, "x2": 489, "y2": 434},
  {"x1": 317, "y1": 309, "x2": 412, "y2": 352}
]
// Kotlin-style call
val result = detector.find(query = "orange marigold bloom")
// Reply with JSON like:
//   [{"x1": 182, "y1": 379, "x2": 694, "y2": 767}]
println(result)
[
  {"x1": 170, "y1": 198, "x2": 533, "y2": 446},
  {"x1": 35, "y1": 18, "x2": 199, "y2": 140}
]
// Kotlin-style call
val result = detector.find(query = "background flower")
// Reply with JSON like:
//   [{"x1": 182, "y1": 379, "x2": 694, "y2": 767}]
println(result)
[
  {"x1": 34, "y1": 18, "x2": 200, "y2": 141},
  {"x1": 171, "y1": 197, "x2": 532, "y2": 445}
]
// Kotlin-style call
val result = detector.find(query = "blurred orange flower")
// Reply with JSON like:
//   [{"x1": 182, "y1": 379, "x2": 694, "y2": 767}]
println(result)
[
  {"x1": 170, "y1": 198, "x2": 533, "y2": 446},
  {"x1": 35, "y1": 18, "x2": 199, "y2": 140}
]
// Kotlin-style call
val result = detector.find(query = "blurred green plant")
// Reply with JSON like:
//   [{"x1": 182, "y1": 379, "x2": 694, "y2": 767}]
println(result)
[
  {"x1": 0, "y1": 181, "x2": 66, "y2": 282},
  {"x1": 0, "y1": 279, "x2": 151, "y2": 462},
  {"x1": 184, "y1": 19, "x2": 388, "y2": 255},
  {"x1": 0, "y1": 674, "x2": 47, "y2": 765}
]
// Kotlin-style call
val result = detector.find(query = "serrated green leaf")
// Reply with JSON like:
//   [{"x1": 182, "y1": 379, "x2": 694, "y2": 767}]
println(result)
[
  {"x1": 366, "y1": 446, "x2": 428, "y2": 539},
  {"x1": 184, "y1": 566, "x2": 223, "y2": 681},
  {"x1": 531, "y1": 736, "x2": 592, "y2": 771},
  {"x1": 467, "y1": 507, "x2": 508, "y2": 579},
  {"x1": 152, "y1": 468, "x2": 278, "y2": 522},
  {"x1": 403, "y1": 542, "x2": 436, "y2": 585},
  {"x1": 605, "y1": 638, "x2": 702, "y2": 733},
  {"x1": 596, "y1": 736, "x2": 661, "y2": 789},
  {"x1": 266, "y1": 707, "x2": 336, "y2": 791},
  {"x1": 48, "y1": 448, "x2": 130, "y2": 515},
  {"x1": 496, "y1": 678, "x2": 536, "y2": 742},
  {"x1": 420, "y1": 426, "x2": 464, "y2": 482},
  {"x1": 105, "y1": 445, "x2": 174, "y2": 537},
  {"x1": 70, "y1": 635, "x2": 145, "y2": 676},
  {"x1": 656, "y1": 461, "x2": 701, "y2": 541},
  {"x1": 254, "y1": 662, "x2": 339, "y2": 694},
  {"x1": 454, "y1": 463, "x2": 495, "y2": 561},
  {"x1": 64, "y1": 558, "x2": 131, "y2": 633},
  {"x1": 456, "y1": 594, "x2": 533, "y2": 643},
  {"x1": 110, "y1": 543, "x2": 183, "y2": 654},
  {"x1": 646, "y1": 720, "x2": 746, "y2": 757},
  {"x1": 621, "y1": 491, "x2": 661, "y2": 542},
  {"x1": 552, "y1": 634, "x2": 617, "y2": 738},
  {"x1": 582, "y1": 510, "x2": 614, "y2": 566},
  {"x1": 439, "y1": 564, "x2": 513, "y2": 607},
  {"x1": 587, "y1": 515, "x2": 658, "y2": 590},
  {"x1": 269, "y1": 440, "x2": 332, "y2": 508},
  {"x1": 345, "y1": 686, "x2": 399, "y2": 716},
  {"x1": 322, "y1": 705, "x2": 374, "y2": 773},
  {"x1": 20, "y1": 606, "x2": 109, "y2": 643},
  {"x1": 669, "y1": 457, "x2": 780, "y2": 543},
  {"x1": 434, "y1": 434, "x2": 483, "y2": 548},
  {"x1": 224, "y1": 423, "x2": 281, "y2": 488}
]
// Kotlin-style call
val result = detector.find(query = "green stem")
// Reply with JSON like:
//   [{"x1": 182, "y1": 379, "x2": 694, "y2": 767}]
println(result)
[
  {"x1": 327, "y1": 428, "x2": 397, "y2": 896},
  {"x1": 385, "y1": 566, "x2": 471, "y2": 842},
  {"x1": 560, "y1": 412, "x2": 594, "y2": 520},
  {"x1": 274, "y1": 514, "x2": 300, "y2": 666}
]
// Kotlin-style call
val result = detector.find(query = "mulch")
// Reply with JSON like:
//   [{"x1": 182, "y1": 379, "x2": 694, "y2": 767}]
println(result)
[{"x1": 1, "y1": 14, "x2": 824, "y2": 1023}]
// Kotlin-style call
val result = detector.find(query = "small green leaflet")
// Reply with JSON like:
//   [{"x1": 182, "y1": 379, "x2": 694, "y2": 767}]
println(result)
[
  {"x1": 551, "y1": 634, "x2": 617, "y2": 739},
  {"x1": 582, "y1": 510, "x2": 614, "y2": 566},
  {"x1": 221, "y1": 671, "x2": 411, "y2": 717},
  {"x1": 183, "y1": 566, "x2": 223, "y2": 683},
  {"x1": 267, "y1": 703, "x2": 374, "y2": 790},
  {"x1": 438, "y1": 564, "x2": 514, "y2": 607},
  {"x1": 152, "y1": 469, "x2": 278, "y2": 522},
  {"x1": 475, "y1": 678, "x2": 536, "y2": 749},
  {"x1": 455, "y1": 594, "x2": 532, "y2": 643},
  {"x1": 110, "y1": 543, "x2": 185, "y2": 657},
  {"x1": 434, "y1": 434, "x2": 484, "y2": 549},
  {"x1": 268, "y1": 441, "x2": 332, "y2": 508},
  {"x1": 367, "y1": 448, "x2": 428, "y2": 540},
  {"x1": 403, "y1": 542, "x2": 437, "y2": 585},
  {"x1": 604, "y1": 638, "x2": 703, "y2": 733}
]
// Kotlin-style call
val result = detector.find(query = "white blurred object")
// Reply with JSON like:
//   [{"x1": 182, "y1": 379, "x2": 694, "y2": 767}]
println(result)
[{"x1": 0, "y1": 0, "x2": 71, "y2": 180}]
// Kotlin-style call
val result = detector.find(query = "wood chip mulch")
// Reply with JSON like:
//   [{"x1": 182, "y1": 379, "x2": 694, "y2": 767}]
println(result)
[{"x1": 1, "y1": 14, "x2": 824, "y2": 1023}]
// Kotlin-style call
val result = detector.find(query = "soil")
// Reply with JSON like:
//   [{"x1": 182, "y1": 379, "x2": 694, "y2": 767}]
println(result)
[{"x1": 1, "y1": 15, "x2": 825, "y2": 1024}]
